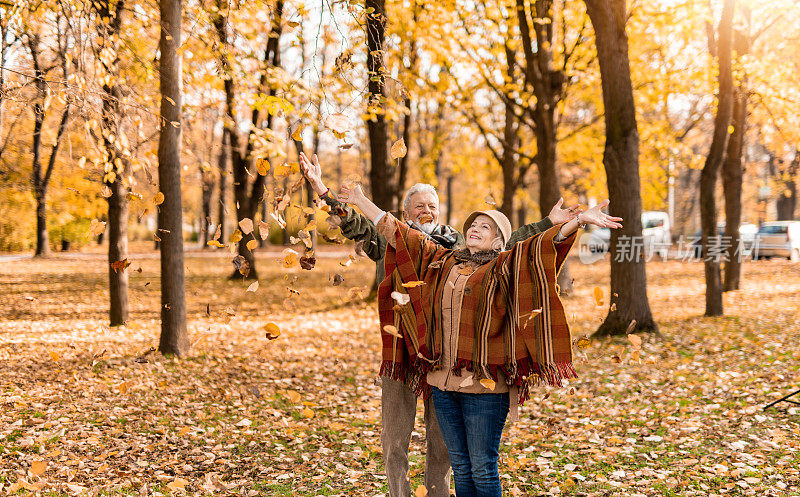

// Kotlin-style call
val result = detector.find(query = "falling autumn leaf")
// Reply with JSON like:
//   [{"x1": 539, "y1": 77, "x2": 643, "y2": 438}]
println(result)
[
  {"x1": 300, "y1": 253, "x2": 316, "y2": 270},
  {"x1": 627, "y1": 334, "x2": 642, "y2": 349},
  {"x1": 246, "y1": 239, "x2": 258, "y2": 251},
  {"x1": 245, "y1": 281, "x2": 259, "y2": 292},
  {"x1": 282, "y1": 249, "x2": 299, "y2": 268},
  {"x1": 239, "y1": 218, "x2": 254, "y2": 234},
  {"x1": 390, "y1": 137, "x2": 408, "y2": 159},
  {"x1": 401, "y1": 280, "x2": 426, "y2": 288},
  {"x1": 153, "y1": 192, "x2": 165, "y2": 205},
  {"x1": 484, "y1": 194, "x2": 497, "y2": 205},
  {"x1": 100, "y1": 185, "x2": 112, "y2": 198},
  {"x1": 263, "y1": 323, "x2": 281, "y2": 340},
  {"x1": 390, "y1": 291, "x2": 410, "y2": 306},
  {"x1": 207, "y1": 240, "x2": 225, "y2": 248},
  {"x1": 89, "y1": 219, "x2": 106, "y2": 236},
  {"x1": 256, "y1": 158, "x2": 270, "y2": 176},
  {"x1": 593, "y1": 286, "x2": 604, "y2": 306},
  {"x1": 382, "y1": 325, "x2": 401, "y2": 338},
  {"x1": 414, "y1": 485, "x2": 428, "y2": 497},
  {"x1": 324, "y1": 113, "x2": 349, "y2": 134},
  {"x1": 232, "y1": 255, "x2": 250, "y2": 277},
  {"x1": 480, "y1": 378, "x2": 497, "y2": 391},
  {"x1": 257, "y1": 220, "x2": 270, "y2": 239}
]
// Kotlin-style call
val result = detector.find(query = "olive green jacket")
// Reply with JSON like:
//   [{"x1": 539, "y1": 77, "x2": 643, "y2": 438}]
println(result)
[{"x1": 321, "y1": 191, "x2": 554, "y2": 281}]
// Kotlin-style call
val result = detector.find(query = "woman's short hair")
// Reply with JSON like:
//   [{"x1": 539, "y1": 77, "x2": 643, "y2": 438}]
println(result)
[{"x1": 403, "y1": 183, "x2": 439, "y2": 212}]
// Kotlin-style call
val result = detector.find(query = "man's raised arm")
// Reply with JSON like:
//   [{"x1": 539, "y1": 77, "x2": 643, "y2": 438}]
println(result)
[{"x1": 300, "y1": 152, "x2": 386, "y2": 262}]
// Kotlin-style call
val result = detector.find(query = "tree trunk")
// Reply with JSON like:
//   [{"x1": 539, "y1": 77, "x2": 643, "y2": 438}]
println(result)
[
  {"x1": 107, "y1": 174, "x2": 129, "y2": 325},
  {"x1": 366, "y1": 0, "x2": 394, "y2": 212},
  {"x1": 95, "y1": 0, "x2": 130, "y2": 326},
  {"x1": 722, "y1": 26, "x2": 749, "y2": 292},
  {"x1": 217, "y1": 127, "x2": 229, "y2": 242},
  {"x1": 776, "y1": 151, "x2": 798, "y2": 220},
  {"x1": 700, "y1": 0, "x2": 735, "y2": 316},
  {"x1": 157, "y1": 0, "x2": 189, "y2": 356},
  {"x1": 201, "y1": 167, "x2": 213, "y2": 246},
  {"x1": 584, "y1": 0, "x2": 657, "y2": 335}
]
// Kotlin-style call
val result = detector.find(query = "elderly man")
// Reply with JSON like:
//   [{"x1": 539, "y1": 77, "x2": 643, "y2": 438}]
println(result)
[{"x1": 299, "y1": 152, "x2": 578, "y2": 497}]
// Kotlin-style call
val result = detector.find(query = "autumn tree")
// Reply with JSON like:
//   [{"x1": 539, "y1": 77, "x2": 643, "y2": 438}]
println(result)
[
  {"x1": 699, "y1": 0, "x2": 735, "y2": 316},
  {"x1": 584, "y1": 0, "x2": 656, "y2": 335},
  {"x1": 211, "y1": 0, "x2": 285, "y2": 280},
  {"x1": 365, "y1": 0, "x2": 395, "y2": 212},
  {"x1": 91, "y1": 0, "x2": 130, "y2": 325},
  {"x1": 157, "y1": 0, "x2": 189, "y2": 356},
  {"x1": 23, "y1": 14, "x2": 72, "y2": 257}
]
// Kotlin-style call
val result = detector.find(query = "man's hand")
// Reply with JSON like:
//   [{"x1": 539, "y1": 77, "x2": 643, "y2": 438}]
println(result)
[
  {"x1": 548, "y1": 197, "x2": 581, "y2": 225},
  {"x1": 299, "y1": 152, "x2": 327, "y2": 196}
]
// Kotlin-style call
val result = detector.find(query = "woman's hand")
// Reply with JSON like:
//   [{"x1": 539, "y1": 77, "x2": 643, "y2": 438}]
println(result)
[
  {"x1": 548, "y1": 197, "x2": 581, "y2": 225},
  {"x1": 299, "y1": 152, "x2": 328, "y2": 196},
  {"x1": 337, "y1": 183, "x2": 368, "y2": 207},
  {"x1": 578, "y1": 199, "x2": 623, "y2": 229}
]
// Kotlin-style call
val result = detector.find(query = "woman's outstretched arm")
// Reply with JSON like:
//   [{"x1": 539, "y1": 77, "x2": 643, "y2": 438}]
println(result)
[{"x1": 555, "y1": 199, "x2": 623, "y2": 241}]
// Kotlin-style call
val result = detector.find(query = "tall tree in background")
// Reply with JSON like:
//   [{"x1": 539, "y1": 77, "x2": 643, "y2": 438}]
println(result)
[
  {"x1": 93, "y1": 0, "x2": 130, "y2": 325},
  {"x1": 216, "y1": 127, "x2": 229, "y2": 242},
  {"x1": 776, "y1": 150, "x2": 798, "y2": 221},
  {"x1": 212, "y1": 0, "x2": 284, "y2": 279},
  {"x1": 584, "y1": 0, "x2": 656, "y2": 335},
  {"x1": 700, "y1": 0, "x2": 735, "y2": 316},
  {"x1": 722, "y1": 6, "x2": 750, "y2": 292},
  {"x1": 25, "y1": 21, "x2": 72, "y2": 257},
  {"x1": 157, "y1": 0, "x2": 189, "y2": 356},
  {"x1": 516, "y1": 0, "x2": 571, "y2": 293},
  {"x1": 365, "y1": 0, "x2": 394, "y2": 212}
]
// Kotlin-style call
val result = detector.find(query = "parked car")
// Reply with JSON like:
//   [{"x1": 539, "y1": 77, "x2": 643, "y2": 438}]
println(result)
[
  {"x1": 753, "y1": 221, "x2": 800, "y2": 261},
  {"x1": 690, "y1": 222, "x2": 758, "y2": 259},
  {"x1": 584, "y1": 211, "x2": 671, "y2": 258}
]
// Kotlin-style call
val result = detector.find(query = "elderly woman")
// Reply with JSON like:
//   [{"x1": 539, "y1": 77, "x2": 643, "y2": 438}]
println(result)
[{"x1": 337, "y1": 184, "x2": 622, "y2": 497}]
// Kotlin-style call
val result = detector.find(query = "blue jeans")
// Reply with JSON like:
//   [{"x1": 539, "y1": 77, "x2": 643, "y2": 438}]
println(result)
[{"x1": 430, "y1": 388, "x2": 509, "y2": 497}]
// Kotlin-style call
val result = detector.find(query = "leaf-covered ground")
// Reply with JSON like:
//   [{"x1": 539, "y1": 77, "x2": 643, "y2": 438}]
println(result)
[{"x1": 1, "y1": 250, "x2": 798, "y2": 496}]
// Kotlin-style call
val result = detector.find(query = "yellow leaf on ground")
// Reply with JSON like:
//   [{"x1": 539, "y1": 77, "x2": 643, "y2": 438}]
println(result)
[
  {"x1": 49, "y1": 351, "x2": 59, "y2": 361},
  {"x1": 30, "y1": 460, "x2": 47, "y2": 476},
  {"x1": 284, "y1": 390, "x2": 302, "y2": 403},
  {"x1": 301, "y1": 407, "x2": 314, "y2": 418},
  {"x1": 166, "y1": 477, "x2": 188, "y2": 492}
]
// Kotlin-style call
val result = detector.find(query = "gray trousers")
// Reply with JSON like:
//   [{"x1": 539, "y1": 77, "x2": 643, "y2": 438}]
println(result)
[{"x1": 381, "y1": 377, "x2": 451, "y2": 497}]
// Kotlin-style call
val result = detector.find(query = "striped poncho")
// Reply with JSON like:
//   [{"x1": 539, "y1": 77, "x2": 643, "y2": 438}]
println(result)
[{"x1": 377, "y1": 214, "x2": 577, "y2": 404}]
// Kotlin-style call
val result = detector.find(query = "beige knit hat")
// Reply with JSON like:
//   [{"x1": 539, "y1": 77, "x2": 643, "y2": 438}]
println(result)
[{"x1": 463, "y1": 210, "x2": 512, "y2": 247}]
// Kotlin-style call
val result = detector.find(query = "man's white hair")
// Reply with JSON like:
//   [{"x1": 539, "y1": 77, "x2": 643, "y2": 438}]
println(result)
[{"x1": 403, "y1": 183, "x2": 439, "y2": 212}]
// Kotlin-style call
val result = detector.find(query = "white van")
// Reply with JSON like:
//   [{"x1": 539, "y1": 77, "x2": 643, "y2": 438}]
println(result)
[{"x1": 753, "y1": 221, "x2": 800, "y2": 261}]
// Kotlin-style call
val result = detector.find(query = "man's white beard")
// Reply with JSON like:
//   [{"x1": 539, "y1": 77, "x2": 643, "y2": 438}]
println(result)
[{"x1": 418, "y1": 222, "x2": 437, "y2": 234}]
